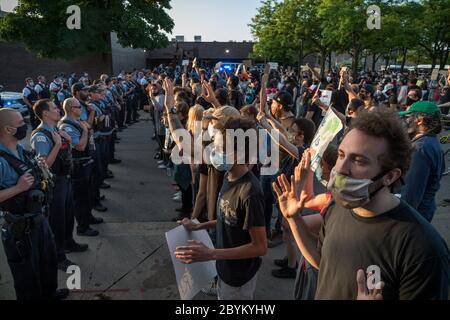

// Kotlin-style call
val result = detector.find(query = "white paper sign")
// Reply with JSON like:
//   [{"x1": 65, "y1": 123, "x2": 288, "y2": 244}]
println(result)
[
  {"x1": 310, "y1": 108, "x2": 343, "y2": 172},
  {"x1": 319, "y1": 90, "x2": 333, "y2": 107},
  {"x1": 165, "y1": 220, "x2": 217, "y2": 300},
  {"x1": 182, "y1": 60, "x2": 190, "y2": 66}
]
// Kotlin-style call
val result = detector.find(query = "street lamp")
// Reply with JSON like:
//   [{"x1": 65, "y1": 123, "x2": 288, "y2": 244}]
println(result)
[{"x1": 225, "y1": 49, "x2": 230, "y2": 54}]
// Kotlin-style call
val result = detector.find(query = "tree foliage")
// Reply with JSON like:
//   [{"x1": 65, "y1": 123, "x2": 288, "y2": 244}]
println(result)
[
  {"x1": 0, "y1": 0, "x2": 174, "y2": 60},
  {"x1": 250, "y1": 0, "x2": 449, "y2": 72}
]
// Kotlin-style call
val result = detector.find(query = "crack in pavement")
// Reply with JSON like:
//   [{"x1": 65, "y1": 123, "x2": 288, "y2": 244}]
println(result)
[{"x1": 96, "y1": 242, "x2": 165, "y2": 297}]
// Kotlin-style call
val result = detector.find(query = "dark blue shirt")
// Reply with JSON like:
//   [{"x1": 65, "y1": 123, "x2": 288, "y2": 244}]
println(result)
[{"x1": 401, "y1": 134, "x2": 445, "y2": 222}]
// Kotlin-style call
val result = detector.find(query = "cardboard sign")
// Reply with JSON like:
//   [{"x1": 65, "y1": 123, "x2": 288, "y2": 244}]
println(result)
[
  {"x1": 165, "y1": 220, "x2": 217, "y2": 300},
  {"x1": 431, "y1": 69, "x2": 440, "y2": 81},
  {"x1": 268, "y1": 62, "x2": 279, "y2": 70},
  {"x1": 310, "y1": 108, "x2": 343, "y2": 172},
  {"x1": 182, "y1": 60, "x2": 190, "y2": 66}
]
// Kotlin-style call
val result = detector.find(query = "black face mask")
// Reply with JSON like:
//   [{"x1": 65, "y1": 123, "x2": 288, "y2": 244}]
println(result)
[
  {"x1": 12, "y1": 123, "x2": 28, "y2": 141},
  {"x1": 406, "y1": 97, "x2": 417, "y2": 106}
]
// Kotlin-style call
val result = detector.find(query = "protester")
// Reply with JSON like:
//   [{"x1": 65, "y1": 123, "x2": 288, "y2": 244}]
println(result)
[
  {"x1": 274, "y1": 109, "x2": 450, "y2": 299},
  {"x1": 400, "y1": 101, "x2": 445, "y2": 222}
]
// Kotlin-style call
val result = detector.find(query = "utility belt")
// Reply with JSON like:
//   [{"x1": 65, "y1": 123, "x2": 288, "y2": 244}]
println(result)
[{"x1": 1, "y1": 211, "x2": 45, "y2": 239}]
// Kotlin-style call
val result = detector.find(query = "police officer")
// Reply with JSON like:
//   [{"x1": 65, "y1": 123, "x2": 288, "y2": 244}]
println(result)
[
  {"x1": 55, "y1": 82, "x2": 72, "y2": 113},
  {"x1": 22, "y1": 77, "x2": 39, "y2": 129},
  {"x1": 0, "y1": 108, "x2": 69, "y2": 300},
  {"x1": 49, "y1": 76, "x2": 62, "y2": 100},
  {"x1": 59, "y1": 98, "x2": 103, "y2": 237},
  {"x1": 34, "y1": 75, "x2": 51, "y2": 100},
  {"x1": 124, "y1": 73, "x2": 138, "y2": 125},
  {"x1": 30, "y1": 99, "x2": 89, "y2": 271},
  {"x1": 88, "y1": 85, "x2": 114, "y2": 191}
]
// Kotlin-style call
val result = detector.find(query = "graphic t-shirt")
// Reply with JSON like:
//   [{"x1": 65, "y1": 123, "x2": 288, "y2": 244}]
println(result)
[{"x1": 215, "y1": 171, "x2": 266, "y2": 287}]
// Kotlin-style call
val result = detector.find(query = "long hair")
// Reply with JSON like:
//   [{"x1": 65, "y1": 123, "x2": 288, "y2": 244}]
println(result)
[{"x1": 187, "y1": 105, "x2": 204, "y2": 136}]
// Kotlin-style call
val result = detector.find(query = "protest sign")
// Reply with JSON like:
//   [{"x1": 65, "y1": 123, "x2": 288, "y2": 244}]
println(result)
[
  {"x1": 431, "y1": 69, "x2": 440, "y2": 81},
  {"x1": 269, "y1": 62, "x2": 279, "y2": 70},
  {"x1": 319, "y1": 90, "x2": 333, "y2": 107},
  {"x1": 310, "y1": 108, "x2": 343, "y2": 172},
  {"x1": 182, "y1": 60, "x2": 190, "y2": 66},
  {"x1": 165, "y1": 220, "x2": 217, "y2": 300}
]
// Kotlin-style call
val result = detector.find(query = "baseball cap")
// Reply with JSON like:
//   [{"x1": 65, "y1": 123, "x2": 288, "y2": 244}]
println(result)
[
  {"x1": 88, "y1": 85, "x2": 103, "y2": 93},
  {"x1": 398, "y1": 101, "x2": 441, "y2": 117},
  {"x1": 72, "y1": 82, "x2": 89, "y2": 92},
  {"x1": 273, "y1": 91, "x2": 294, "y2": 108},
  {"x1": 204, "y1": 106, "x2": 240, "y2": 129},
  {"x1": 361, "y1": 83, "x2": 375, "y2": 95},
  {"x1": 383, "y1": 83, "x2": 395, "y2": 94}
]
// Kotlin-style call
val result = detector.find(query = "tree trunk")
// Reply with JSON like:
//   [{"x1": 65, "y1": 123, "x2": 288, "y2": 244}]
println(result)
[
  {"x1": 328, "y1": 51, "x2": 332, "y2": 72},
  {"x1": 400, "y1": 47, "x2": 407, "y2": 73},
  {"x1": 298, "y1": 39, "x2": 304, "y2": 76},
  {"x1": 352, "y1": 47, "x2": 360, "y2": 76},
  {"x1": 320, "y1": 51, "x2": 327, "y2": 79},
  {"x1": 372, "y1": 53, "x2": 379, "y2": 72},
  {"x1": 431, "y1": 54, "x2": 437, "y2": 70},
  {"x1": 440, "y1": 49, "x2": 449, "y2": 69}
]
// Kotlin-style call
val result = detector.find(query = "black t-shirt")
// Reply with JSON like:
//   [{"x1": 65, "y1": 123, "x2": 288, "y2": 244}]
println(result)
[
  {"x1": 315, "y1": 200, "x2": 450, "y2": 300},
  {"x1": 215, "y1": 171, "x2": 266, "y2": 287}
]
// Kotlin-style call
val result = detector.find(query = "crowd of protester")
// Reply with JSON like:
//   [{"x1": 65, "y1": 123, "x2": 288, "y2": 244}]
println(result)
[{"x1": 142, "y1": 60, "x2": 450, "y2": 300}]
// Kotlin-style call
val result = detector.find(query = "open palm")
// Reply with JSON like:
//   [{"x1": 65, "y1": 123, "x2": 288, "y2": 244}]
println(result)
[{"x1": 273, "y1": 174, "x2": 305, "y2": 219}]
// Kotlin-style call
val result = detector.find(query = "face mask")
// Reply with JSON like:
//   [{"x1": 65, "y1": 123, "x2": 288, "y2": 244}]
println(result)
[
  {"x1": 315, "y1": 165, "x2": 328, "y2": 187},
  {"x1": 406, "y1": 97, "x2": 417, "y2": 106},
  {"x1": 209, "y1": 148, "x2": 234, "y2": 172},
  {"x1": 11, "y1": 123, "x2": 28, "y2": 141},
  {"x1": 287, "y1": 133, "x2": 296, "y2": 144},
  {"x1": 28, "y1": 82, "x2": 34, "y2": 87},
  {"x1": 326, "y1": 77, "x2": 332, "y2": 83},
  {"x1": 326, "y1": 167, "x2": 387, "y2": 209}
]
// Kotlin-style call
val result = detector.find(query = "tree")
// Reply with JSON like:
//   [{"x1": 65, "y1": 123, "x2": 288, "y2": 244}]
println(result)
[
  {"x1": 0, "y1": 0, "x2": 174, "y2": 60},
  {"x1": 416, "y1": 0, "x2": 450, "y2": 69}
]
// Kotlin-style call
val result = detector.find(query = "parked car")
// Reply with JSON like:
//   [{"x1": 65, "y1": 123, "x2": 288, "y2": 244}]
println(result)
[{"x1": 0, "y1": 86, "x2": 29, "y2": 117}]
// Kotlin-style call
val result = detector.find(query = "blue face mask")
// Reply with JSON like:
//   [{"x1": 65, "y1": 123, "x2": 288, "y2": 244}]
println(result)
[
  {"x1": 210, "y1": 148, "x2": 234, "y2": 172},
  {"x1": 315, "y1": 165, "x2": 328, "y2": 187}
]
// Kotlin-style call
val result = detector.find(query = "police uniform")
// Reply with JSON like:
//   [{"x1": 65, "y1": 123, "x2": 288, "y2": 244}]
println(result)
[
  {"x1": 0, "y1": 143, "x2": 57, "y2": 300},
  {"x1": 35, "y1": 82, "x2": 51, "y2": 100},
  {"x1": 91, "y1": 98, "x2": 114, "y2": 187},
  {"x1": 58, "y1": 117, "x2": 97, "y2": 235},
  {"x1": 22, "y1": 85, "x2": 39, "y2": 129},
  {"x1": 55, "y1": 89, "x2": 72, "y2": 112},
  {"x1": 30, "y1": 123, "x2": 75, "y2": 264}
]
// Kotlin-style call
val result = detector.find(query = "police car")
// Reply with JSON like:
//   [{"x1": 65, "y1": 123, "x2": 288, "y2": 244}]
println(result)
[{"x1": 0, "y1": 86, "x2": 30, "y2": 117}]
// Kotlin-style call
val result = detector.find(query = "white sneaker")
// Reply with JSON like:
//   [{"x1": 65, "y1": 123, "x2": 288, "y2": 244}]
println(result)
[
  {"x1": 172, "y1": 195, "x2": 182, "y2": 202},
  {"x1": 157, "y1": 160, "x2": 164, "y2": 164},
  {"x1": 158, "y1": 164, "x2": 167, "y2": 169},
  {"x1": 173, "y1": 191, "x2": 181, "y2": 197}
]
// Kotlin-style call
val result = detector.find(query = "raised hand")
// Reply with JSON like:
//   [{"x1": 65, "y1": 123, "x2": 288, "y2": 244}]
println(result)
[
  {"x1": 294, "y1": 150, "x2": 311, "y2": 199},
  {"x1": 201, "y1": 80, "x2": 219, "y2": 107},
  {"x1": 272, "y1": 174, "x2": 307, "y2": 219}
]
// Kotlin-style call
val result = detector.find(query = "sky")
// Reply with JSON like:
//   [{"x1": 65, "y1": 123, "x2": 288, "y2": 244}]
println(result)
[{"x1": 1, "y1": 0, "x2": 262, "y2": 42}]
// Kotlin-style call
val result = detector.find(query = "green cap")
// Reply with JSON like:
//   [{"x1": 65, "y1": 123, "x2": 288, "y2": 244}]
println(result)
[{"x1": 398, "y1": 101, "x2": 441, "y2": 117}]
